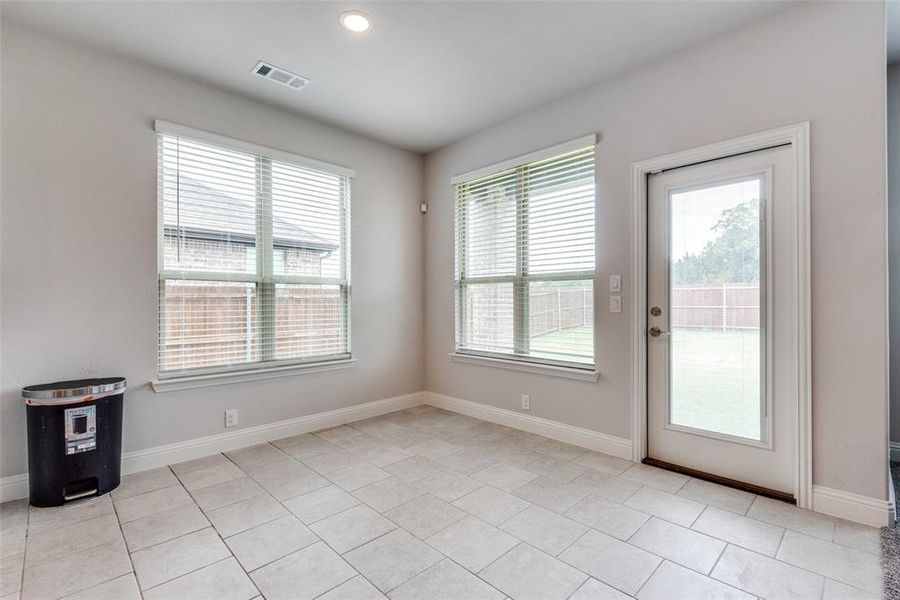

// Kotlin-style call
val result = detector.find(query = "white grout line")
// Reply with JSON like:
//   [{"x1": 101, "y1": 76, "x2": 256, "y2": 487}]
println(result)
[
  {"x1": 631, "y1": 558, "x2": 665, "y2": 598},
  {"x1": 139, "y1": 556, "x2": 241, "y2": 595},
  {"x1": 554, "y1": 527, "x2": 592, "y2": 560},
  {"x1": 774, "y1": 524, "x2": 789, "y2": 558},
  {"x1": 17, "y1": 502, "x2": 30, "y2": 600},
  {"x1": 707, "y1": 540, "x2": 730, "y2": 578},
  {"x1": 468, "y1": 540, "x2": 524, "y2": 578},
  {"x1": 107, "y1": 499, "x2": 143, "y2": 599}
]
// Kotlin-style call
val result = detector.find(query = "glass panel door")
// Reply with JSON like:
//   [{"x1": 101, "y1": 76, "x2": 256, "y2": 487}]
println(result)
[{"x1": 647, "y1": 144, "x2": 795, "y2": 495}]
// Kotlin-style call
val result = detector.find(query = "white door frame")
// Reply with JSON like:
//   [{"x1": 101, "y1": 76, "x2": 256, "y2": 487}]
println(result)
[{"x1": 630, "y1": 122, "x2": 812, "y2": 508}]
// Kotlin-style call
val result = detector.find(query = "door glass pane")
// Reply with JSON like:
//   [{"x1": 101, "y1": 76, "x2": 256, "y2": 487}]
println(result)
[{"x1": 669, "y1": 177, "x2": 763, "y2": 440}]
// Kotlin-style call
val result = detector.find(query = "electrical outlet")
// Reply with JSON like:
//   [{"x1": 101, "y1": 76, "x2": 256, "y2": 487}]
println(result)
[
  {"x1": 225, "y1": 408, "x2": 238, "y2": 428},
  {"x1": 521, "y1": 394, "x2": 531, "y2": 411}
]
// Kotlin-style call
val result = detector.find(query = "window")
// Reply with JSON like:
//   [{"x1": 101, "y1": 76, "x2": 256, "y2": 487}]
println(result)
[
  {"x1": 454, "y1": 140, "x2": 596, "y2": 369},
  {"x1": 157, "y1": 125, "x2": 351, "y2": 377}
]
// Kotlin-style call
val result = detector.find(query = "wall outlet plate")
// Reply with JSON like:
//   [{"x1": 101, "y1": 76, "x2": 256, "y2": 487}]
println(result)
[
  {"x1": 225, "y1": 408, "x2": 238, "y2": 428},
  {"x1": 521, "y1": 394, "x2": 531, "y2": 411}
]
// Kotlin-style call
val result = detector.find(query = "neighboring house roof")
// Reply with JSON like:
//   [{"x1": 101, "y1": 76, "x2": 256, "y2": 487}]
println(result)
[{"x1": 164, "y1": 175, "x2": 338, "y2": 254}]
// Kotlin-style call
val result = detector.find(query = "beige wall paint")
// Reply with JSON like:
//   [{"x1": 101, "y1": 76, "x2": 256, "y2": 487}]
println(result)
[
  {"x1": 890, "y1": 63, "x2": 900, "y2": 446},
  {"x1": 424, "y1": 2, "x2": 889, "y2": 499},
  {"x1": 0, "y1": 23, "x2": 424, "y2": 477}
]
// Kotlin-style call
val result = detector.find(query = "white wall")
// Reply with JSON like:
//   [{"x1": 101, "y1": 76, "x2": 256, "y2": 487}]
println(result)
[
  {"x1": 424, "y1": 1, "x2": 889, "y2": 499},
  {"x1": 0, "y1": 22, "x2": 424, "y2": 477},
  {"x1": 890, "y1": 63, "x2": 900, "y2": 449},
  {"x1": 1, "y1": 2, "x2": 891, "y2": 504}
]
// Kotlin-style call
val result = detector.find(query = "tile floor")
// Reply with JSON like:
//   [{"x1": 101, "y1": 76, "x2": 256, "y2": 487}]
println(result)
[{"x1": 0, "y1": 406, "x2": 883, "y2": 600}]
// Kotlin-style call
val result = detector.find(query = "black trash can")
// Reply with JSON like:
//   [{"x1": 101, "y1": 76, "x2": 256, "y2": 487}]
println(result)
[{"x1": 23, "y1": 377, "x2": 125, "y2": 507}]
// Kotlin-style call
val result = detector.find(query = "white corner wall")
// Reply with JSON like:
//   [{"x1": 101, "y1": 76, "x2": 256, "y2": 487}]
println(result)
[
  {"x1": 890, "y1": 63, "x2": 900, "y2": 453},
  {"x1": 0, "y1": 22, "x2": 424, "y2": 478},
  {"x1": 424, "y1": 1, "x2": 889, "y2": 501}
]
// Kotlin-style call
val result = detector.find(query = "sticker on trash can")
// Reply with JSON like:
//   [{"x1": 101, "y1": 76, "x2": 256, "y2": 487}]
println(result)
[{"x1": 64, "y1": 406, "x2": 96, "y2": 455}]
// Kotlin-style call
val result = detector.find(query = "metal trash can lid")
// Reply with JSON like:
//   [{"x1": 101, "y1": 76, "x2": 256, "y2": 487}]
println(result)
[{"x1": 23, "y1": 377, "x2": 126, "y2": 405}]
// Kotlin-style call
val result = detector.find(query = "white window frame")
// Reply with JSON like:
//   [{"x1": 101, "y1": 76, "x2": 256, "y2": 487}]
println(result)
[
  {"x1": 450, "y1": 135, "x2": 599, "y2": 380},
  {"x1": 152, "y1": 121, "x2": 355, "y2": 391}
]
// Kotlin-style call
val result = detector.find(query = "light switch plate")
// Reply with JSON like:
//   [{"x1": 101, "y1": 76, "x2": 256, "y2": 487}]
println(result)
[
  {"x1": 609, "y1": 274, "x2": 622, "y2": 293},
  {"x1": 610, "y1": 295, "x2": 622, "y2": 313}
]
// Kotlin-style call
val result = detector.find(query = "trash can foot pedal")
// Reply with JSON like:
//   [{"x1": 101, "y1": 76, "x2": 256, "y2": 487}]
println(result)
[
  {"x1": 64, "y1": 488, "x2": 98, "y2": 501},
  {"x1": 63, "y1": 476, "x2": 99, "y2": 502}
]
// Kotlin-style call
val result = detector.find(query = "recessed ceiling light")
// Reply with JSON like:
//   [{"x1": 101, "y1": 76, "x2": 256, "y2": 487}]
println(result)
[{"x1": 340, "y1": 10, "x2": 371, "y2": 33}]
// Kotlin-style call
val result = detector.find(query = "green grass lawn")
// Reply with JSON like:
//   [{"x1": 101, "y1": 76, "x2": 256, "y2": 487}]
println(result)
[
  {"x1": 670, "y1": 329, "x2": 761, "y2": 440},
  {"x1": 530, "y1": 325, "x2": 594, "y2": 363},
  {"x1": 531, "y1": 326, "x2": 761, "y2": 440}
]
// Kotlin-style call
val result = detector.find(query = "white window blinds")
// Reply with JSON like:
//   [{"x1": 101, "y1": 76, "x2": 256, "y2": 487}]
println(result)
[
  {"x1": 454, "y1": 141, "x2": 595, "y2": 368},
  {"x1": 157, "y1": 126, "x2": 351, "y2": 377}
]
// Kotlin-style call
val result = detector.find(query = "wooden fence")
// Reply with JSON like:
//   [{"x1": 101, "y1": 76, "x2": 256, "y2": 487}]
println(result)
[
  {"x1": 465, "y1": 283, "x2": 758, "y2": 342},
  {"x1": 672, "y1": 284, "x2": 760, "y2": 330},
  {"x1": 162, "y1": 282, "x2": 759, "y2": 371},
  {"x1": 530, "y1": 286, "x2": 594, "y2": 337},
  {"x1": 161, "y1": 283, "x2": 343, "y2": 370}
]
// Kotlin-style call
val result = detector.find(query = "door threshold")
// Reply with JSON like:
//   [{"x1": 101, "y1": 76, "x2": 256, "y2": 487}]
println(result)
[{"x1": 642, "y1": 457, "x2": 795, "y2": 504}]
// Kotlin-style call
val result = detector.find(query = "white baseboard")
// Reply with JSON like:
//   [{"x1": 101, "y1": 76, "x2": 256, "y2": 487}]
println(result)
[
  {"x1": 0, "y1": 474, "x2": 28, "y2": 505},
  {"x1": 0, "y1": 391, "x2": 424, "y2": 503},
  {"x1": 4, "y1": 388, "x2": 891, "y2": 529},
  {"x1": 424, "y1": 391, "x2": 632, "y2": 460},
  {"x1": 812, "y1": 484, "x2": 894, "y2": 528}
]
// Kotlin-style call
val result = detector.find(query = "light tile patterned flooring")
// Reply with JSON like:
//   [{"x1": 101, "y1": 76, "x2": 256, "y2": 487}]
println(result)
[{"x1": 0, "y1": 406, "x2": 883, "y2": 600}]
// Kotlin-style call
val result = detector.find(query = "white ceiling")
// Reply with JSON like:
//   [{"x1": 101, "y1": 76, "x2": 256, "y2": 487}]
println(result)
[{"x1": 2, "y1": 1, "x2": 799, "y2": 153}]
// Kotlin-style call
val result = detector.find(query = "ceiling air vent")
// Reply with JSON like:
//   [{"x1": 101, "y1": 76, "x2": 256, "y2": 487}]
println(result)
[{"x1": 252, "y1": 61, "x2": 310, "y2": 90}]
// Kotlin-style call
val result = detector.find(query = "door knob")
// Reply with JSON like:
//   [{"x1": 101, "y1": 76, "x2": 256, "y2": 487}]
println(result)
[
  {"x1": 650, "y1": 306, "x2": 662, "y2": 317},
  {"x1": 649, "y1": 326, "x2": 665, "y2": 338}
]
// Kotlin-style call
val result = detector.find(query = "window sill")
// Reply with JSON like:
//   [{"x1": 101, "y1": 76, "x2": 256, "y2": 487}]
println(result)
[
  {"x1": 151, "y1": 358, "x2": 358, "y2": 393},
  {"x1": 448, "y1": 353, "x2": 600, "y2": 382}
]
